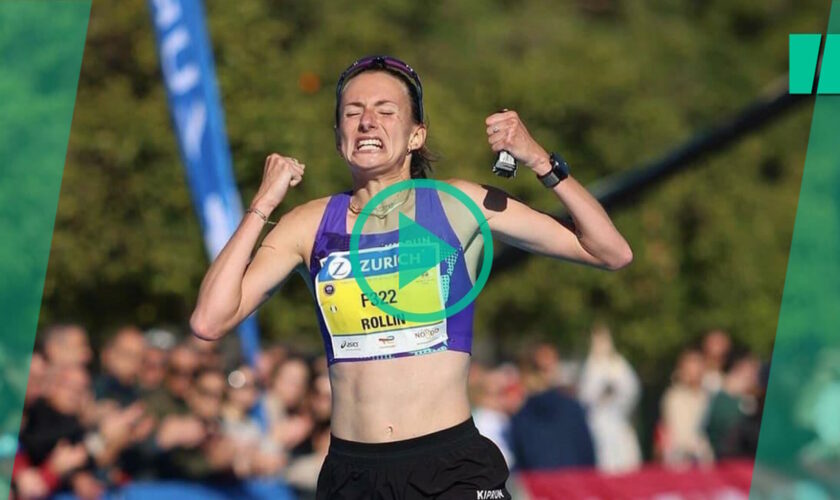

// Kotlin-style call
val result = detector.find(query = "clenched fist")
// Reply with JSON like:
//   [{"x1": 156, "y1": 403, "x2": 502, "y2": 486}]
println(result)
[
  {"x1": 485, "y1": 110, "x2": 550, "y2": 175},
  {"x1": 251, "y1": 154, "x2": 306, "y2": 213}
]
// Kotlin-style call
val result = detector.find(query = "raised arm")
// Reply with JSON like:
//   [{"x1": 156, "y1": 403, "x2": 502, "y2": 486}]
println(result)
[
  {"x1": 190, "y1": 154, "x2": 306, "y2": 340},
  {"x1": 456, "y1": 110, "x2": 632, "y2": 270}
]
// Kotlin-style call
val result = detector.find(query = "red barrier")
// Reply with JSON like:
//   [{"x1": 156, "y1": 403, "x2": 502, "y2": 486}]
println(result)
[{"x1": 519, "y1": 460, "x2": 754, "y2": 500}]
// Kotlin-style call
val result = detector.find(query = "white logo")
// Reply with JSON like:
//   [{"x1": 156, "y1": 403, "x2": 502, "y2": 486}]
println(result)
[
  {"x1": 327, "y1": 257, "x2": 352, "y2": 279},
  {"x1": 476, "y1": 490, "x2": 505, "y2": 500}
]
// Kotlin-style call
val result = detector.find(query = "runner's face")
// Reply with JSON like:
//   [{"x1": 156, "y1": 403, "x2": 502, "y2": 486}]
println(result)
[{"x1": 337, "y1": 71, "x2": 425, "y2": 174}]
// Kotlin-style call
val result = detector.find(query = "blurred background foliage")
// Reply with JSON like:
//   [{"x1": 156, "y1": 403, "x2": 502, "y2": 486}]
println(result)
[{"x1": 42, "y1": 0, "x2": 828, "y2": 386}]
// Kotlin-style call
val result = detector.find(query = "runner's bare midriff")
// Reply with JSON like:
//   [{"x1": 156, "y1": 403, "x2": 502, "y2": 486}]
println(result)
[
  {"x1": 328, "y1": 349, "x2": 471, "y2": 442},
  {"x1": 297, "y1": 194, "x2": 476, "y2": 443}
]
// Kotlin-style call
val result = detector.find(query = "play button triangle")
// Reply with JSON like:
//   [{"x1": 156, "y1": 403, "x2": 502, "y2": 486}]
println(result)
[{"x1": 398, "y1": 212, "x2": 457, "y2": 289}]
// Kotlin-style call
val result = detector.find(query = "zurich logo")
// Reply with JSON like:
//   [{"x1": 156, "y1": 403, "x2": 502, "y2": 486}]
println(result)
[{"x1": 327, "y1": 256, "x2": 352, "y2": 279}]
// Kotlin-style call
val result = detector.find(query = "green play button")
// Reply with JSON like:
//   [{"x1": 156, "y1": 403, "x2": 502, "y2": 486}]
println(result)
[
  {"x1": 397, "y1": 212, "x2": 458, "y2": 289},
  {"x1": 349, "y1": 179, "x2": 494, "y2": 322}
]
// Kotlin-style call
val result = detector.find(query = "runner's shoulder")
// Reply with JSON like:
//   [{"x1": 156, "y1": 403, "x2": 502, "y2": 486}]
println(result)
[
  {"x1": 442, "y1": 177, "x2": 502, "y2": 200},
  {"x1": 286, "y1": 195, "x2": 332, "y2": 223},
  {"x1": 441, "y1": 178, "x2": 483, "y2": 196},
  {"x1": 440, "y1": 178, "x2": 505, "y2": 219}
]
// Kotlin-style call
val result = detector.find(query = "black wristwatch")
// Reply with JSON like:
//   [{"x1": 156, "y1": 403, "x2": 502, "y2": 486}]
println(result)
[{"x1": 537, "y1": 152, "x2": 570, "y2": 188}]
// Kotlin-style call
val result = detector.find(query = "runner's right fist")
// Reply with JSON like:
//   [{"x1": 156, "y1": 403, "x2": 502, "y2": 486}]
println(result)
[{"x1": 251, "y1": 154, "x2": 305, "y2": 212}]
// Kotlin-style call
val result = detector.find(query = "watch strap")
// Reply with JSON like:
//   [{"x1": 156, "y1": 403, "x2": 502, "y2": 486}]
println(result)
[{"x1": 538, "y1": 169, "x2": 562, "y2": 188}]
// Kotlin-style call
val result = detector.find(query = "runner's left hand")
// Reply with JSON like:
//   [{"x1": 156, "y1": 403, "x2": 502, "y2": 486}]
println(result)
[{"x1": 485, "y1": 110, "x2": 551, "y2": 175}]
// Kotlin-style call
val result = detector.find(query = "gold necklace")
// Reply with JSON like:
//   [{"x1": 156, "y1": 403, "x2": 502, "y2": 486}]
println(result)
[{"x1": 348, "y1": 189, "x2": 412, "y2": 219}]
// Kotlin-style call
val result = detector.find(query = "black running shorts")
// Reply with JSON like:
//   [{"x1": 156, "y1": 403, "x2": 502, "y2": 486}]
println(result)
[{"x1": 316, "y1": 418, "x2": 511, "y2": 499}]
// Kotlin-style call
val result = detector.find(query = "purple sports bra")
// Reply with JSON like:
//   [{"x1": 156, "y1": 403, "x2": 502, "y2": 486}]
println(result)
[{"x1": 308, "y1": 187, "x2": 475, "y2": 365}]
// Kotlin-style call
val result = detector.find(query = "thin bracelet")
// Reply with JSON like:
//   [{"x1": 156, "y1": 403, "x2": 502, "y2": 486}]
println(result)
[{"x1": 246, "y1": 207, "x2": 277, "y2": 225}]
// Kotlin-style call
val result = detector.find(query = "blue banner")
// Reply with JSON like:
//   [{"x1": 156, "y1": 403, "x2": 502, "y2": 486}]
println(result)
[{"x1": 147, "y1": 0, "x2": 261, "y2": 365}]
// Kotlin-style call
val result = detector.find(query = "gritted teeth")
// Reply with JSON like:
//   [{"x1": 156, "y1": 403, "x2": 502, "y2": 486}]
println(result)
[{"x1": 356, "y1": 138, "x2": 383, "y2": 151}]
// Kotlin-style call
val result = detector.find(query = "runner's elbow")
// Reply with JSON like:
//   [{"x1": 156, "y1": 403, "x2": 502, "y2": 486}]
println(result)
[
  {"x1": 605, "y1": 244, "x2": 633, "y2": 270},
  {"x1": 189, "y1": 311, "x2": 227, "y2": 342}
]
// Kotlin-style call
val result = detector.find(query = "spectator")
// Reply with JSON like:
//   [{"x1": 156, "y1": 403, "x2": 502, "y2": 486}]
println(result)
[
  {"x1": 222, "y1": 366, "x2": 262, "y2": 442},
  {"x1": 90, "y1": 400, "x2": 157, "y2": 481},
  {"x1": 139, "y1": 348, "x2": 168, "y2": 394},
  {"x1": 110, "y1": 332, "x2": 177, "y2": 481},
  {"x1": 702, "y1": 329, "x2": 732, "y2": 393},
  {"x1": 188, "y1": 334, "x2": 225, "y2": 371},
  {"x1": 19, "y1": 365, "x2": 91, "y2": 466},
  {"x1": 270, "y1": 357, "x2": 311, "y2": 414},
  {"x1": 578, "y1": 324, "x2": 642, "y2": 473},
  {"x1": 472, "y1": 366, "x2": 516, "y2": 468},
  {"x1": 533, "y1": 341, "x2": 565, "y2": 388},
  {"x1": 144, "y1": 343, "x2": 199, "y2": 419},
  {"x1": 266, "y1": 357, "x2": 314, "y2": 456},
  {"x1": 222, "y1": 366, "x2": 282, "y2": 477},
  {"x1": 158, "y1": 368, "x2": 236, "y2": 482},
  {"x1": 12, "y1": 442, "x2": 90, "y2": 500},
  {"x1": 41, "y1": 323, "x2": 92, "y2": 368},
  {"x1": 308, "y1": 372, "x2": 332, "y2": 427},
  {"x1": 284, "y1": 372, "x2": 332, "y2": 497},
  {"x1": 138, "y1": 328, "x2": 176, "y2": 393},
  {"x1": 255, "y1": 345, "x2": 289, "y2": 388},
  {"x1": 659, "y1": 349, "x2": 714, "y2": 467},
  {"x1": 704, "y1": 353, "x2": 761, "y2": 458},
  {"x1": 17, "y1": 364, "x2": 103, "y2": 498},
  {"x1": 496, "y1": 363, "x2": 525, "y2": 418},
  {"x1": 94, "y1": 326, "x2": 145, "y2": 407},
  {"x1": 285, "y1": 420, "x2": 330, "y2": 499},
  {"x1": 22, "y1": 362, "x2": 154, "y2": 487},
  {"x1": 510, "y1": 344, "x2": 596, "y2": 470}
]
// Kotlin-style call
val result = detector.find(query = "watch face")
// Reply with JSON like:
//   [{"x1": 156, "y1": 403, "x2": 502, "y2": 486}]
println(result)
[{"x1": 550, "y1": 153, "x2": 569, "y2": 177}]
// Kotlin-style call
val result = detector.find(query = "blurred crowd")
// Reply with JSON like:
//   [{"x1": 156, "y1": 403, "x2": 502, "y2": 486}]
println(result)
[
  {"x1": 470, "y1": 326, "x2": 768, "y2": 474},
  {"x1": 12, "y1": 324, "x2": 329, "y2": 499},
  {"x1": 10, "y1": 323, "x2": 767, "y2": 499}
]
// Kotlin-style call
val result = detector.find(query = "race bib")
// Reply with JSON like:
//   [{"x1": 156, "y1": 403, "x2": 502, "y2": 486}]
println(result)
[{"x1": 315, "y1": 244, "x2": 448, "y2": 360}]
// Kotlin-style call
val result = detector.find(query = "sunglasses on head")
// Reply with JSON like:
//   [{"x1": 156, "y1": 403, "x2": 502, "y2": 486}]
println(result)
[{"x1": 335, "y1": 55, "x2": 424, "y2": 124}]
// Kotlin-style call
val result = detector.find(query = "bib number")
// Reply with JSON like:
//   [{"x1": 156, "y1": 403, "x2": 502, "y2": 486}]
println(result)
[{"x1": 315, "y1": 246, "x2": 448, "y2": 360}]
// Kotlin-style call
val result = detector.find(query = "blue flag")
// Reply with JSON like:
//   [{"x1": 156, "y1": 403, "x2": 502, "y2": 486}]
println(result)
[{"x1": 147, "y1": 0, "x2": 261, "y2": 366}]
